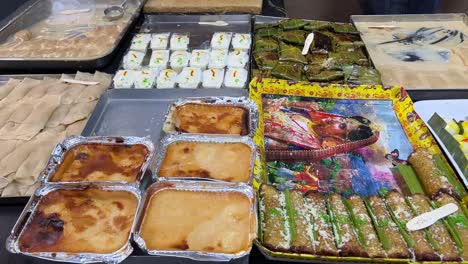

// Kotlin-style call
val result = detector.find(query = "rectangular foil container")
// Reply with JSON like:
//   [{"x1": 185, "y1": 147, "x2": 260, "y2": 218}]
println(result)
[
  {"x1": 162, "y1": 96, "x2": 259, "y2": 137},
  {"x1": 40, "y1": 136, "x2": 155, "y2": 186},
  {"x1": 154, "y1": 134, "x2": 259, "y2": 184},
  {"x1": 133, "y1": 180, "x2": 258, "y2": 261},
  {"x1": 6, "y1": 184, "x2": 142, "y2": 264}
]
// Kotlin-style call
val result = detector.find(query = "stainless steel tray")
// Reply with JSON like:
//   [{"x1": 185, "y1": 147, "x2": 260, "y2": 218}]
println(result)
[
  {"x1": 81, "y1": 89, "x2": 248, "y2": 145},
  {"x1": 351, "y1": 13, "x2": 468, "y2": 90},
  {"x1": 0, "y1": 0, "x2": 144, "y2": 70}
]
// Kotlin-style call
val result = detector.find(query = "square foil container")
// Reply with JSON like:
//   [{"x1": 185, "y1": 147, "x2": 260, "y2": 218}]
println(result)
[
  {"x1": 40, "y1": 136, "x2": 155, "y2": 186},
  {"x1": 162, "y1": 96, "x2": 259, "y2": 137},
  {"x1": 153, "y1": 134, "x2": 259, "y2": 184},
  {"x1": 6, "y1": 184, "x2": 142, "y2": 264},
  {"x1": 133, "y1": 180, "x2": 258, "y2": 261}
]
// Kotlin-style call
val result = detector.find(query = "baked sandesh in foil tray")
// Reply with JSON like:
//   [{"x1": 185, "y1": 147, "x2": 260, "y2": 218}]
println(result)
[
  {"x1": 50, "y1": 143, "x2": 150, "y2": 183},
  {"x1": 172, "y1": 103, "x2": 249, "y2": 135},
  {"x1": 158, "y1": 141, "x2": 253, "y2": 182},
  {"x1": 139, "y1": 187, "x2": 254, "y2": 254},
  {"x1": 18, "y1": 187, "x2": 138, "y2": 254}
]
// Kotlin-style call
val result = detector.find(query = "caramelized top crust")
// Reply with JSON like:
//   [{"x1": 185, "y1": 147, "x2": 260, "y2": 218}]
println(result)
[
  {"x1": 18, "y1": 188, "x2": 138, "y2": 253},
  {"x1": 50, "y1": 143, "x2": 149, "y2": 182},
  {"x1": 159, "y1": 142, "x2": 252, "y2": 182},
  {"x1": 173, "y1": 104, "x2": 248, "y2": 135},
  {"x1": 140, "y1": 189, "x2": 252, "y2": 254}
]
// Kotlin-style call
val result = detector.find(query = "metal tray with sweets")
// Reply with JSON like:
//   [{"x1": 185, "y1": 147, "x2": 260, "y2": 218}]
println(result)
[
  {"x1": 6, "y1": 184, "x2": 142, "y2": 264},
  {"x1": 81, "y1": 89, "x2": 247, "y2": 144},
  {"x1": 162, "y1": 96, "x2": 259, "y2": 137},
  {"x1": 40, "y1": 136, "x2": 155, "y2": 186},
  {"x1": 154, "y1": 134, "x2": 259, "y2": 184},
  {"x1": 0, "y1": 0, "x2": 144, "y2": 70},
  {"x1": 251, "y1": 15, "x2": 379, "y2": 86},
  {"x1": 351, "y1": 13, "x2": 468, "y2": 91},
  {"x1": 113, "y1": 14, "x2": 253, "y2": 89},
  {"x1": 133, "y1": 180, "x2": 257, "y2": 261}
]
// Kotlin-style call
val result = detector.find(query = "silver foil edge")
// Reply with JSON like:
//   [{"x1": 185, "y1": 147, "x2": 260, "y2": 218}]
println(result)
[
  {"x1": 133, "y1": 180, "x2": 257, "y2": 261},
  {"x1": 6, "y1": 184, "x2": 142, "y2": 264},
  {"x1": 162, "y1": 96, "x2": 259, "y2": 137},
  {"x1": 153, "y1": 134, "x2": 259, "y2": 184}
]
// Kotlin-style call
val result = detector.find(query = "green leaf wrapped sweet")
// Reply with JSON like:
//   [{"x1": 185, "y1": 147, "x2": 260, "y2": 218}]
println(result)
[
  {"x1": 259, "y1": 184, "x2": 291, "y2": 252},
  {"x1": 256, "y1": 27, "x2": 283, "y2": 38},
  {"x1": 328, "y1": 193, "x2": 367, "y2": 257},
  {"x1": 279, "y1": 30, "x2": 306, "y2": 46},
  {"x1": 385, "y1": 191, "x2": 439, "y2": 261},
  {"x1": 342, "y1": 65, "x2": 381, "y2": 85},
  {"x1": 279, "y1": 42, "x2": 307, "y2": 64},
  {"x1": 252, "y1": 69, "x2": 272, "y2": 79},
  {"x1": 280, "y1": 19, "x2": 308, "y2": 30},
  {"x1": 254, "y1": 37, "x2": 278, "y2": 52},
  {"x1": 365, "y1": 196, "x2": 410, "y2": 258},
  {"x1": 329, "y1": 45, "x2": 370, "y2": 67},
  {"x1": 407, "y1": 194, "x2": 460, "y2": 261},
  {"x1": 305, "y1": 192, "x2": 338, "y2": 256},
  {"x1": 304, "y1": 65, "x2": 344, "y2": 82},
  {"x1": 346, "y1": 195, "x2": 386, "y2": 258},
  {"x1": 331, "y1": 23, "x2": 360, "y2": 34},
  {"x1": 306, "y1": 52, "x2": 328, "y2": 66},
  {"x1": 304, "y1": 21, "x2": 333, "y2": 31},
  {"x1": 271, "y1": 61, "x2": 303, "y2": 81},
  {"x1": 254, "y1": 51, "x2": 279, "y2": 70}
]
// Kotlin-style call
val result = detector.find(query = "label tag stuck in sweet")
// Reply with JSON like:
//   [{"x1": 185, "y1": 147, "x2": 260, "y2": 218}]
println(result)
[
  {"x1": 302, "y1": 33, "x2": 314, "y2": 55},
  {"x1": 406, "y1": 203, "x2": 458, "y2": 231}
]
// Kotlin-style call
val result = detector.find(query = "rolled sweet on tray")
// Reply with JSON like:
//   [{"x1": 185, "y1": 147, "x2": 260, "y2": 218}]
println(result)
[
  {"x1": 408, "y1": 148, "x2": 458, "y2": 198},
  {"x1": 365, "y1": 196, "x2": 410, "y2": 259},
  {"x1": 259, "y1": 184, "x2": 291, "y2": 252},
  {"x1": 328, "y1": 193, "x2": 367, "y2": 257},
  {"x1": 433, "y1": 193, "x2": 467, "y2": 260},
  {"x1": 289, "y1": 190, "x2": 314, "y2": 254},
  {"x1": 346, "y1": 195, "x2": 386, "y2": 258},
  {"x1": 406, "y1": 194, "x2": 461, "y2": 261},
  {"x1": 305, "y1": 192, "x2": 338, "y2": 256},
  {"x1": 385, "y1": 191, "x2": 439, "y2": 261}
]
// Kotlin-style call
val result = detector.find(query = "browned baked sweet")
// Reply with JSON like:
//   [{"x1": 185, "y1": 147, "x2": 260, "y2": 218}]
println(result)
[
  {"x1": 159, "y1": 142, "x2": 252, "y2": 182},
  {"x1": 173, "y1": 104, "x2": 249, "y2": 135},
  {"x1": 18, "y1": 187, "x2": 138, "y2": 253},
  {"x1": 50, "y1": 143, "x2": 149, "y2": 182},
  {"x1": 140, "y1": 189, "x2": 253, "y2": 254}
]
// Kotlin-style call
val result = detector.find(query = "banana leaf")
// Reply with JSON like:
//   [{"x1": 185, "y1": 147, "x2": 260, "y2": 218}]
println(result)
[
  {"x1": 304, "y1": 21, "x2": 333, "y2": 31},
  {"x1": 331, "y1": 23, "x2": 359, "y2": 34},
  {"x1": 279, "y1": 30, "x2": 306, "y2": 46},
  {"x1": 279, "y1": 42, "x2": 307, "y2": 64},
  {"x1": 254, "y1": 37, "x2": 278, "y2": 52},
  {"x1": 256, "y1": 27, "x2": 283, "y2": 38},
  {"x1": 272, "y1": 61, "x2": 303, "y2": 81},
  {"x1": 280, "y1": 19, "x2": 308, "y2": 30},
  {"x1": 254, "y1": 51, "x2": 279, "y2": 70}
]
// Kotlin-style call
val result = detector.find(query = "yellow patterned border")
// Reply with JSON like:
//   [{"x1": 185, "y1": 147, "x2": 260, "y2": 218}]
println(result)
[{"x1": 249, "y1": 77, "x2": 442, "y2": 188}]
